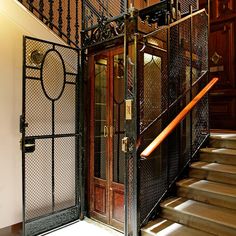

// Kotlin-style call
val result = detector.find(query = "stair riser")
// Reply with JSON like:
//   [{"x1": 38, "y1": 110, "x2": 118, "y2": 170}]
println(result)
[
  {"x1": 177, "y1": 187, "x2": 236, "y2": 210},
  {"x1": 189, "y1": 169, "x2": 236, "y2": 186},
  {"x1": 200, "y1": 153, "x2": 236, "y2": 166},
  {"x1": 210, "y1": 139, "x2": 236, "y2": 149},
  {"x1": 161, "y1": 208, "x2": 236, "y2": 236}
]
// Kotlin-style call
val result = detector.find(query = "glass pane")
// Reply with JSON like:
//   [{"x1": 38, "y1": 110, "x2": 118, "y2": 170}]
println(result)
[
  {"x1": 94, "y1": 58, "x2": 107, "y2": 179},
  {"x1": 113, "y1": 53, "x2": 125, "y2": 184},
  {"x1": 143, "y1": 53, "x2": 162, "y2": 129}
]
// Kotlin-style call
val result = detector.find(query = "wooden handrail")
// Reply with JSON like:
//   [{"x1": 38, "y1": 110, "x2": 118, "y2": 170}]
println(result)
[{"x1": 140, "y1": 77, "x2": 219, "y2": 159}]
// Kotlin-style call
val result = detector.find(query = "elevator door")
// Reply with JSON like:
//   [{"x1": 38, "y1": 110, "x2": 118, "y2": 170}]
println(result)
[{"x1": 89, "y1": 47, "x2": 125, "y2": 230}]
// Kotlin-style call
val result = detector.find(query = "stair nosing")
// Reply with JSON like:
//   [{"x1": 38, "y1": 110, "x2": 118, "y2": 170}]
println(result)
[
  {"x1": 190, "y1": 162, "x2": 236, "y2": 174},
  {"x1": 177, "y1": 178, "x2": 236, "y2": 197},
  {"x1": 161, "y1": 197, "x2": 236, "y2": 230},
  {"x1": 200, "y1": 148, "x2": 236, "y2": 156}
]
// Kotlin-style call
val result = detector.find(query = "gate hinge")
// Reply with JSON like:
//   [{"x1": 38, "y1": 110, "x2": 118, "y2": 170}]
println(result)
[{"x1": 20, "y1": 115, "x2": 28, "y2": 133}]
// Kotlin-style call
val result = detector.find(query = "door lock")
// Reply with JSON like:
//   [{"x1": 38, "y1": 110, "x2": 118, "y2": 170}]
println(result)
[{"x1": 122, "y1": 137, "x2": 129, "y2": 153}]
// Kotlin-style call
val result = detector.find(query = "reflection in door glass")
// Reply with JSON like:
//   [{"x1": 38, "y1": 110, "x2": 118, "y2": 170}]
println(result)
[
  {"x1": 94, "y1": 58, "x2": 107, "y2": 179},
  {"x1": 113, "y1": 54, "x2": 125, "y2": 184}
]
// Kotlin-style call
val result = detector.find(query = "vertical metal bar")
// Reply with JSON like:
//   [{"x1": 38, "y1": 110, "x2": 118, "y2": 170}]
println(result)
[
  {"x1": 22, "y1": 36, "x2": 27, "y2": 236},
  {"x1": 189, "y1": 5, "x2": 193, "y2": 158},
  {"x1": 123, "y1": 13, "x2": 129, "y2": 236},
  {"x1": 76, "y1": 49, "x2": 81, "y2": 216},
  {"x1": 207, "y1": 0, "x2": 210, "y2": 135},
  {"x1": 166, "y1": 15, "x2": 170, "y2": 187},
  {"x1": 175, "y1": 0, "x2": 179, "y2": 20},
  {"x1": 81, "y1": 0, "x2": 85, "y2": 31},
  {"x1": 52, "y1": 101, "x2": 55, "y2": 212},
  {"x1": 67, "y1": 0, "x2": 71, "y2": 45},
  {"x1": 39, "y1": 0, "x2": 44, "y2": 21},
  {"x1": 80, "y1": 48, "x2": 86, "y2": 218},
  {"x1": 58, "y1": 0, "x2": 63, "y2": 37},
  {"x1": 29, "y1": 0, "x2": 34, "y2": 12},
  {"x1": 133, "y1": 12, "x2": 139, "y2": 236},
  {"x1": 125, "y1": 0, "x2": 128, "y2": 11},
  {"x1": 48, "y1": 0, "x2": 54, "y2": 29},
  {"x1": 75, "y1": 0, "x2": 79, "y2": 46}
]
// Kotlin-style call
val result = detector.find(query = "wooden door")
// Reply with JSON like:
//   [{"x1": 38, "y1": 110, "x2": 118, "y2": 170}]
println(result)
[
  {"x1": 200, "y1": 0, "x2": 236, "y2": 129},
  {"x1": 89, "y1": 48, "x2": 125, "y2": 231}
]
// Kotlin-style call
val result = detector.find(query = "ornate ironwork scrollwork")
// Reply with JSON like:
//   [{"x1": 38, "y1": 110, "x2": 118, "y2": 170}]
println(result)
[{"x1": 83, "y1": 16, "x2": 125, "y2": 47}]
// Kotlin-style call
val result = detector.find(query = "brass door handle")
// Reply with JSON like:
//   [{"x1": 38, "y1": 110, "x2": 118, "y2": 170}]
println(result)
[
  {"x1": 104, "y1": 126, "x2": 108, "y2": 137},
  {"x1": 110, "y1": 126, "x2": 113, "y2": 138}
]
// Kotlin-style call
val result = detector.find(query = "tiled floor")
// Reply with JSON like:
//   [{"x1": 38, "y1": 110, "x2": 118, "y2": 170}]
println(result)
[
  {"x1": 0, "y1": 218, "x2": 123, "y2": 236},
  {"x1": 44, "y1": 218, "x2": 123, "y2": 236}
]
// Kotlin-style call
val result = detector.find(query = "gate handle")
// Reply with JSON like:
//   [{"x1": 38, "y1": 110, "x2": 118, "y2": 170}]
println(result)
[
  {"x1": 25, "y1": 144, "x2": 35, "y2": 148},
  {"x1": 104, "y1": 126, "x2": 108, "y2": 137}
]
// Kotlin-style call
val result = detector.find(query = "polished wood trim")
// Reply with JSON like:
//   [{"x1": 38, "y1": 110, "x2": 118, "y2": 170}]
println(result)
[
  {"x1": 0, "y1": 223, "x2": 22, "y2": 236},
  {"x1": 141, "y1": 77, "x2": 219, "y2": 158}
]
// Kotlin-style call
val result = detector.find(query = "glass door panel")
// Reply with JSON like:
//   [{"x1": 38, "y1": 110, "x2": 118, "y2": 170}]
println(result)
[
  {"x1": 94, "y1": 58, "x2": 108, "y2": 180},
  {"x1": 113, "y1": 53, "x2": 125, "y2": 184}
]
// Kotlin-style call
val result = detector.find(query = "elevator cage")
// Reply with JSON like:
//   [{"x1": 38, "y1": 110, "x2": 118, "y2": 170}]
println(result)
[
  {"x1": 82, "y1": 1, "x2": 209, "y2": 236},
  {"x1": 124, "y1": 8, "x2": 209, "y2": 236}
]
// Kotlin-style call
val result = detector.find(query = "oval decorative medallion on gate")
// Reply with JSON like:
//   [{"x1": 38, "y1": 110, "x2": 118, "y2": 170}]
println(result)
[{"x1": 41, "y1": 50, "x2": 65, "y2": 101}]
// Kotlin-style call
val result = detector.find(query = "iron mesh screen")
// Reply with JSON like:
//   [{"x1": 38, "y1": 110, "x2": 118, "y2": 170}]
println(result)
[
  {"x1": 22, "y1": 37, "x2": 80, "y2": 236},
  {"x1": 136, "y1": 10, "x2": 209, "y2": 226}
]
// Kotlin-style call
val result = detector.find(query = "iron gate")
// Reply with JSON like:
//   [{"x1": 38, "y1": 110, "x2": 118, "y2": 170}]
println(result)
[{"x1": 21, "y1": 36, "x2": 80, "y2": 236}]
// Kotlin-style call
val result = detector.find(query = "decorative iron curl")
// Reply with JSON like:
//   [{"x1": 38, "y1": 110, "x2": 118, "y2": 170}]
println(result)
[{"x1": 83, "y1": 16, "x2": 125, "y2": 47}]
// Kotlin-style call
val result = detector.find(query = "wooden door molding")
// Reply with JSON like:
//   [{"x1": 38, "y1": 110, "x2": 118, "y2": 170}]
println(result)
[{"x1": 200, "y1": 0, "x2": 236, "y2": 129}]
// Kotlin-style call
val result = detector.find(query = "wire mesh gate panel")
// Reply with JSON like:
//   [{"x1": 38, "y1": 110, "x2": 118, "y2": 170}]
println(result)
[{"x1": 21, "y1": 36, "x2": 80, "y2": 236}]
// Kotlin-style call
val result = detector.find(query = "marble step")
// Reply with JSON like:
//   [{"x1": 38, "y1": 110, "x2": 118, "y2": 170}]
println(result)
[
  {"x1": 200, "y1": 148, "x2": 236, "y2": 165},
  {"x1": 141, "y1": 218, "x2": 214, "y2": 236},
  {"x1": 209, "y1": 133, "x2": 236, "y2": 149},
  {"x1": 177, "y1": 178, "x2": 236, "y2": 210},
  {"x1": 189, "y1": 161, "x2": 236, "y2": 186},
  {"x1": 160, "y1": 197, "x2": 236, "y2": 236}
]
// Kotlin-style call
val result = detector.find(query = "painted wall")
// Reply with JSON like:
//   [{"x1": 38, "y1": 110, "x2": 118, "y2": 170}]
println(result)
[{"x1": 0, "y1": 0, "x2": 66, "y2": 228}]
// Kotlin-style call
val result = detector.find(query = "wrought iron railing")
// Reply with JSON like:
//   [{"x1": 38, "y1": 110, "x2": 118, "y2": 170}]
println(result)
[{"x1": 18, "y1": 0, "x2": 80, "y2": 47}]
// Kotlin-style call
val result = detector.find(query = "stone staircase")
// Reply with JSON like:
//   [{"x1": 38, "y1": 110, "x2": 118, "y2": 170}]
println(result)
[{"x1": 141, "y1": 132, "x2": 236, "y2": 236}]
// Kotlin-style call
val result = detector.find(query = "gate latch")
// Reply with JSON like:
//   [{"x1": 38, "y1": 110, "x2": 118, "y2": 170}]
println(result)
[
  {"x1": 122, "y1": 137, "x2": 129, "y2": 153},
  {"x1": 20, "y1": 138, "x2": 36, "y2": 153}
]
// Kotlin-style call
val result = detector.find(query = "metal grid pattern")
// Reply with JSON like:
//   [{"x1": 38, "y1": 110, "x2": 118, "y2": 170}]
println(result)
[
  {"x1": 179, "y1": 0, "x2": 199, "y2": 15},
  {"x1": 22, "y1": 37, "x2": 80, "y2": 236},
  {"x1": 54, "y1": 137, "x2": 76, "y2": 211},
  {"x1": 136, "y1": 10, "x2": 209, "y2": 226},
  {"x1": 25, "y1": 139, "x2": 53, "y2": 220},
  {"x1": 125, "y1": 56, "x2": 136, "y2": 236},
  {"x1": 55, "y1": 85, "x2": 76, "y2": 134},
  {"x1": 83, "y1": 0, "x2": 126, "y2": 29}
]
